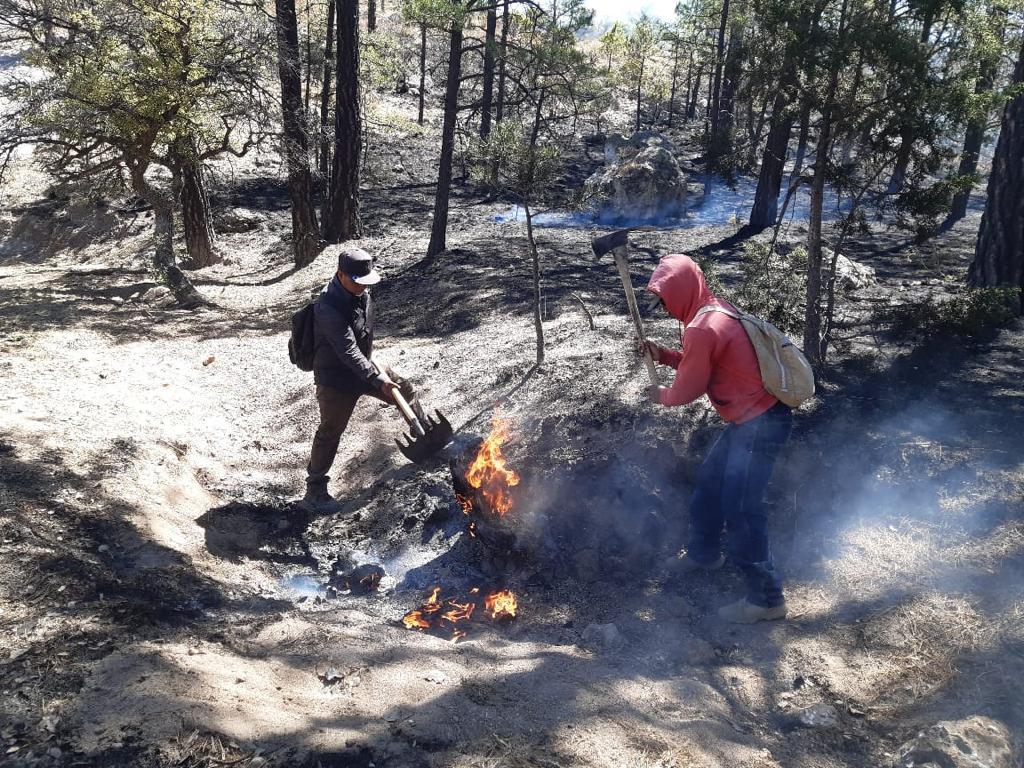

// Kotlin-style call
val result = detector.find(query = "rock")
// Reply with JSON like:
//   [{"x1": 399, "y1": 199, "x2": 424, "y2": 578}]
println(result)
[
  {"x1": 581, "y1": 622, "x2": 625, "y2": 652},
  {"x1": 216, "y1": 207, "x2": 265, "y2": 233},
  {"x1": 424, "y1": 670, "x2": 448, "y2": 685},
  {"x1": 678, "y1": 637, "x2": 715, "y2": 666},
  {"x1": 330, "y1": 563, "x2": 385, "y2": 594},
  {"x1": 895, "y1": 716, "x2": 1012, "y2": 768},
  {"x1": 825, "y1": 249, "x2": 876, "y2": 290},
  {"x1": 586, "y1": 132, "x2": 687, "y2": 224},
  {"x1": 796, "y1": 703, "x2": 839, "y2": 729},
  {"x1": 603, "y1": 130, "x2": 678, "y2": 163},
  {"x1": 146, "y1": 286, "x2": 171, "y2": 302}
]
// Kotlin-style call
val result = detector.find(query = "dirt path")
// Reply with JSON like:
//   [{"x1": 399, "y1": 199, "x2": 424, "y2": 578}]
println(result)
[{"x1": 2, "y1": 158, "x2": 1022, "y2": 767}]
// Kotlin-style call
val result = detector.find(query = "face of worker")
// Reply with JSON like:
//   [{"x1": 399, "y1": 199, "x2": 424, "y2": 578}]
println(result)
[{"x1": 338, "y1": 270, "x2": 367, "y2": 296}]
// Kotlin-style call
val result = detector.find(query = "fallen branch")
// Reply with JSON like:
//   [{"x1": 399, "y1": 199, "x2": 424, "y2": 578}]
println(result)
[{"x1": 570, "y1": 292, "x2": 595, "y2": 330}]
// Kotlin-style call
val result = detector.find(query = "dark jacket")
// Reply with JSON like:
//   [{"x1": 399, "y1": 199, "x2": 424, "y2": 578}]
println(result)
[{"x1": 313, "y1": 276, "x2": 387, "y2": 394}]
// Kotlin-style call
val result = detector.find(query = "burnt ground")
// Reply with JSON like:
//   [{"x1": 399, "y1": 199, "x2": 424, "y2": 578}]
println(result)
[{"x1": 2, "y1": 97, "x2": 1023, "y2": 767}]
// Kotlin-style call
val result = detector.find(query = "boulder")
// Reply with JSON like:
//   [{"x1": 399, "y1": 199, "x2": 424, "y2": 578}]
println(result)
[
  {"x1": 896, "y1": 716, "x2": 1013, "y2": 768},
  {"x1": 581, "y1": 622, "x2": 625, "y2": 652},
  {"x1": 587, "y1": 132, "x2": 688, "y2": 224},
  {"x1": 825, "y1": 249, "x2": 876, "y2": 290},
  {"x1": 215, "y1": 207, "x2": 265, "y2": 233},
  {"x1": 603, "y1": 130, "x2": 679, "y2": 164}
]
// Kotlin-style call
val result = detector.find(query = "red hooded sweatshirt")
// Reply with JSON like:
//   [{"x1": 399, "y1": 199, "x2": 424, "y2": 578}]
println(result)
[{"x1": 646, "y1": 254, "x2": 777, "y2": 424}]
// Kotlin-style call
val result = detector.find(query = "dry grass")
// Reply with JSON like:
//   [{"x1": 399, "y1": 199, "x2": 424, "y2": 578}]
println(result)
[{"x1": 860, "y1": 592, "x2": 996, "y2": 682}]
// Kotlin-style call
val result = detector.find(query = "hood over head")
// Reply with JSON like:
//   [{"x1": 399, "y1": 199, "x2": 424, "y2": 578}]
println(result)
[{"x1": 646, "y1": 253, "x2": 716, "y2": 325}]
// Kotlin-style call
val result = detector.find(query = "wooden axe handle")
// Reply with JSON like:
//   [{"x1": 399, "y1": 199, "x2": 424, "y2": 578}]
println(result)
[{"x1": 613, "y1": 248, "x2": 659, "y2": 386}]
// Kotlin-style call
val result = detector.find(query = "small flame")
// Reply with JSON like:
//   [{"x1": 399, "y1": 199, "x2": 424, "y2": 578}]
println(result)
[
  {"x1": 465, "y1": 416, "x2": 520, "y2": 517},
  {"x1": 402, "y1": 611, "x2": 430, "y2": 630},
  {"x1": 456, "y1": 494, "x2": 473, "y2": 515},
  {"x1": 485, "y1": 589, "x2": 518, "y2": 619},
  {"x1": 443, "y1": 600, "x2": 475, "y2": 623},
  {"x1": 403, "y1": 586, "x2": 519, "y2": 638},
  {"x1": 423, "y1": 587, "x2": 442, "y2": 612}
]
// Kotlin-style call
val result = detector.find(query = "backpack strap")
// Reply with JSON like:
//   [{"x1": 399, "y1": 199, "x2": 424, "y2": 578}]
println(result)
[{"x1": 693, "y1": 303, "x2": 742, "y2": 323}]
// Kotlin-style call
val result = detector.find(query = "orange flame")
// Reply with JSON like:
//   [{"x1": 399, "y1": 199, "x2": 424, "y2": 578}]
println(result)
[
  {"x1": 456, "y1": 494, "x2": 473, "y2": 515},
  {"x1": 485, "y1": 589, "x2": 518, "y2": 619},
  {"x1": 423, "y1": 587, "x2": 442, "y2": 612},
  {"x1": 442, "y1": 600, "x2": 475, "y2": 623},
  {"x1": 465, "y1": 417, "x2": 520, "y2": 517},
  {"x1": 402, "y1": 611, "x2": 430, "y2": 629}
]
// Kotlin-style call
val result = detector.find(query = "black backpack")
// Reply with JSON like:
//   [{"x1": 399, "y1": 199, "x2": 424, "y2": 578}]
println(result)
[{"x1": 288, "y1": 302, "x2": 317, "y2": 371}]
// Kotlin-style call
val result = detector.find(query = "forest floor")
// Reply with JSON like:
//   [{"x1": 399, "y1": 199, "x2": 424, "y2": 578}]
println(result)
[{"x1": 1, "y1": 99, "x2": 1023, "y2": 768}]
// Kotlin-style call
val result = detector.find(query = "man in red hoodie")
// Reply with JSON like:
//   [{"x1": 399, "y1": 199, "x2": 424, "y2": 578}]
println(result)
[{"x1": 644, "y1": 254, "x2": 793, "y2": 623}]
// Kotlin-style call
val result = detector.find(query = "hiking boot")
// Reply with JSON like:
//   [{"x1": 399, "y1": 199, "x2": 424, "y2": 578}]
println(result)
[
  {"x1": 670, "y1": 552, "x2": 726, "y2": 573},
  {"x1": 297, "y1": 484, "x2": 343, "y2": 514},
  {"x1": 717, "y1": 598, "x2": 787, "y2": 624}
]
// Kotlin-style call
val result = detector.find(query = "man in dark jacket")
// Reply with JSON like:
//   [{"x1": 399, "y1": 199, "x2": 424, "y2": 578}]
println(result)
[{"x1": 301, "y1": 246, "x2": 420, "y2": 512}]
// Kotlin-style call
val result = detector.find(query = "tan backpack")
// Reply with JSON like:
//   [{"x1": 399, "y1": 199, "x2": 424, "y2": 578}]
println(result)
[{"x1": 695, "y1": 304, "x2": 816, "y2": 408}]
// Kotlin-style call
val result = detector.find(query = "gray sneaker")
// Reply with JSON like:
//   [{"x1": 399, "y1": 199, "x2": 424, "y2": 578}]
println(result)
[
  {"x1": 297, "y1": 485, "x2": 343, "y2": 514},
  {"x1": 717, "y1": 598, "x2": 787, "y2": 624}
]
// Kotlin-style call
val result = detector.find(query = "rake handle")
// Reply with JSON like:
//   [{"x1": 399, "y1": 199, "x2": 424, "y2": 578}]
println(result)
[{"x1": 391, "y1": 387, "x2": 426, "y2": 437}]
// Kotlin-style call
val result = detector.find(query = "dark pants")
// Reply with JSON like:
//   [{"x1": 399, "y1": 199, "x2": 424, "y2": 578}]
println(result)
[
  {"x1": 306, "y1": 369, "x2": 419, "y2": 489},
  {"x1": 687, "y1": 402, "x2": 792, "y2": 607}
]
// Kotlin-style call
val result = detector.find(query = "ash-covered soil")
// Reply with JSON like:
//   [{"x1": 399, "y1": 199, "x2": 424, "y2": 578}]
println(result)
[{"x1": 2, "y1": 98, "x2": 1023, "y2": 768}]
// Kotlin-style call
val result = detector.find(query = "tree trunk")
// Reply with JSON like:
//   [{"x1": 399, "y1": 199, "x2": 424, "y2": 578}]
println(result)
[
  {"x1": 748, "y1": 7, "x2": 808, "y2": 232},
  {"x1": 495, "y1": 0, "x2": 510, "y2": 125},
  {"x1": 175, "y1": 148, "x2": 219, "y2": 270},
  {"x1": 886, "y1": 11, "x2": 934, "y2": 196},
  {"x1": 325, "y1": 0, "x2": 362, "y2": 242},
  {"x1": 128, "y1": 159, "x2": 205, "y2": 308},
  {"x1": 708, "y1": 0, "x2": 730, "y2": 145},
  {"x1": 804, "y1": 0, "x2": 849, "y2": 365},
  {"x1": 789, "y1": 102, "x2": 811, "y2": 185},
  {"x1": 276, "y1": 0, "x2": 320, "y2": 266},
  {"x1": 710, "y1": 11, "x2": 742, "y2": 168},
  {"x1": 427, "y1": 11, "x2": 464, "y2": 257},
  {"x1": 682, "y1": 47, "x2": 695, "y2": 122},
  {"x1": 367, "y1": 0, "x2": 376, "y2": 32},
  {"x1": 417, "y1": 22, "x2": 427, "y2": 125},
  {"x1": 688, "y1": 61, "x2": 704, "y2": 120},
  {"x1": 524, "y1": 201, "x2": 544, "y2": 365},
  {"x1": 970, "y1": 37, "x2": 1024, "y2": 301},
  {"x1": 748, "y1": 95, "x2": 794, "y2": 232},
  {"x1": 634, "y1": 56, "x2": 645, "y2": 133},
  {"x1": 480, "y1": 7, "x2": 497, "y2": 139},
  {"x1": 319, "y1": 0, "x2": 336, "y2": 196},
  {"x1": 667, "y1": 38, "x2": 680, "y2": 128},
  {"x1": 886, "y1": 125, "x2": 914, "y2": 195},
  {"x1": 948, "y1": 32, "x2": 1001, "y2": 225}
]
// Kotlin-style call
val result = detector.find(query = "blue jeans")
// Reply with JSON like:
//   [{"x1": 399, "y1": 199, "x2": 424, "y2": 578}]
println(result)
[{"x1": 687, "y1": 402, "x2": 792, "y2": 607}]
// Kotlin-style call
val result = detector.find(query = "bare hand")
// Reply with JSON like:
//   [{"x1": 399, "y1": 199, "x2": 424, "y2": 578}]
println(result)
[
  {"x1": 647, "y1": 385, "x2": 666, "y2": 404},
  {"x1": 378, "y1": 375, "x2": 400, "y2": 403},
  {"x1": 634, "y1": 337, "x2": 663, "y2": 364}
]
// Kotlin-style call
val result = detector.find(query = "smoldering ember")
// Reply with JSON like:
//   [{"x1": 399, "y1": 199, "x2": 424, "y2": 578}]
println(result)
[{"x1": 1, "y1": 1, "x2": 1024, "y2": 767}]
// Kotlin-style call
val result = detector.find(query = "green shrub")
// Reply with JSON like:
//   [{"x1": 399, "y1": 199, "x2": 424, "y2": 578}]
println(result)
[
  {"x1": 733, "y1": 242, "x2": 807, "y2": 336},
  {"x1": 884, "y1": 287, "x2": 1020, "y2": 338}
]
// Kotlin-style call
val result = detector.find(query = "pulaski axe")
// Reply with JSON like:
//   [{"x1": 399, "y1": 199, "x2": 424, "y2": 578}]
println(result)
[{"x1": 591, "y1": 228, "x2": 659, "y2": 386}]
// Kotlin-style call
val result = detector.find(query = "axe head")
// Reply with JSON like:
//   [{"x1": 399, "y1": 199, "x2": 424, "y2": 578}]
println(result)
[{"x1": 591, "y1": 229, "x2": 631, "y2": 260}]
